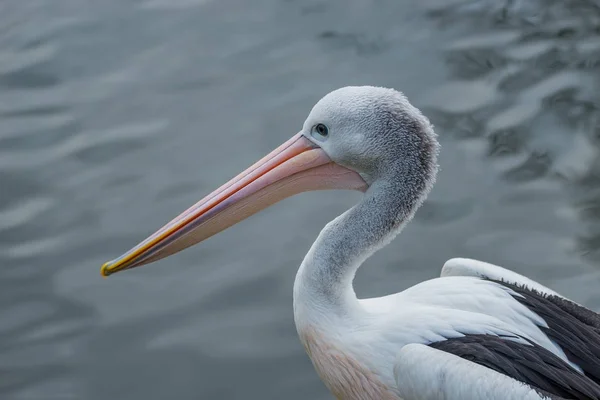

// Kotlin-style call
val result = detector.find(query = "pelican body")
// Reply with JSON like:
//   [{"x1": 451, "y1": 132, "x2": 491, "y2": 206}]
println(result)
[{"x1": 102, "y1": 87, "x2": 600, "y2": 400}]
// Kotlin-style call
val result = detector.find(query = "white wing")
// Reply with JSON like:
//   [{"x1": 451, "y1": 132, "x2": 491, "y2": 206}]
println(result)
[
  {"x1": 441, "y1": 257, "x2": 563, "y2": 298},
  {"x1": 394, "y1": 343, "x2": 552, "y2": 400}
]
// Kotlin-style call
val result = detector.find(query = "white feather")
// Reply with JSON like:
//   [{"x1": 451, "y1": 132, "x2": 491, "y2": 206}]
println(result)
[
  {"x1": 441, "y1": 258, "x2": 563, "y2": 298},
  {"x1": 394, "y1": 344, "x2": 551, "y2": 400}
]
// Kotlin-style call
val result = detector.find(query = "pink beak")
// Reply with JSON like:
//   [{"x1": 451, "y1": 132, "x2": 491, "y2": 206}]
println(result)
[{"x1": 101, "y1": 133, "x2": 367, "y2": 276}]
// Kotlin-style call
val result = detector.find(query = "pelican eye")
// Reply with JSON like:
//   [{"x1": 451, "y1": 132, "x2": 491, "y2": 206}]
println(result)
[{"x1": 311, "y1": 123, "x2": 329, "y2": 140}]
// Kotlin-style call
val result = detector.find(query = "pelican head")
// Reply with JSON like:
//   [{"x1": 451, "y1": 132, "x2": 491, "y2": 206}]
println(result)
[{"x1": 101, "y1": 86, "x2": 438, "y2": 276}]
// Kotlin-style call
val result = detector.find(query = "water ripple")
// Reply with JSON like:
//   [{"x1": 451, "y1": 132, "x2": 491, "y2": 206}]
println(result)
[{"x1": 2, "y1": 1, "x2": 600, "y2": 400}]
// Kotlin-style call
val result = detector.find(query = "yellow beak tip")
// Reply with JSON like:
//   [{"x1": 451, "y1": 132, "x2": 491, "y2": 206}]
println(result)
[{"x1": 101, "y1": 262, "x2": 113, "y2": 277}]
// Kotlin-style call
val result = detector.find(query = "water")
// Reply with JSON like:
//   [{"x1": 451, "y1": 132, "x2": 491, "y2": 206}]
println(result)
[{"x1": 1, "y1": 0, "x2": 600, "y2": 398}]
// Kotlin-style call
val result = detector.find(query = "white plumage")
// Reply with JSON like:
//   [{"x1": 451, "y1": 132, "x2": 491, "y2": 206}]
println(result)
[
  {"x1": 293, "y1": 257, "x2": 585, "y2": 399},
  {"x1": 395, "y1": 344, "x2": 551, "y2": 400}
]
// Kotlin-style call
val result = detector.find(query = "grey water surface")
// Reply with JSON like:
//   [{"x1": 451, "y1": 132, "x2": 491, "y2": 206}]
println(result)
[{"x1": 2, "y1": 0, "x2": 600, "y2": 399}]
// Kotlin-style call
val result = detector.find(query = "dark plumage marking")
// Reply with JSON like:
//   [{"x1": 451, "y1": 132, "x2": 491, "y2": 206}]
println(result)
[
  {"x1": 500, "y1": 280, "x2": 600, "y2": 387},
  {"x1": 429, "y1": 280, "x2": 600, "y2": 400},
  {"x1": 430, "y1": 335, "x2": 599, "y2": 400}
]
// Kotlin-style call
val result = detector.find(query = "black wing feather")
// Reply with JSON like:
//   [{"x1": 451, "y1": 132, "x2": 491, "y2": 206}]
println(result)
[
  {"x1": 430, "y1": 335, "x2": 600, "y2": 400},
  {"x1": 428, "y1": 279, "x2": 600, "y2": 400},
  {"x1": 505, "y1": 281, "x2": 600, "y2": 385}
]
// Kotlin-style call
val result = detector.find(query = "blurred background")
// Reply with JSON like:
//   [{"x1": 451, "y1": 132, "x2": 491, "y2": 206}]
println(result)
[{"x1": 2, "y1": 0, "x2": 600, "y2": 398}]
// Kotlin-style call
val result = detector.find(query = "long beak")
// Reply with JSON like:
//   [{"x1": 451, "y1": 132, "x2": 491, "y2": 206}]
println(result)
[{"x1": 101, "y1": 133, "x2": 367, "y2": 276}]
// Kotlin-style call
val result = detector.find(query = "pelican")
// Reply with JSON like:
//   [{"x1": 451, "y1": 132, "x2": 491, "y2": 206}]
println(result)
[{"x1": 102, "y1": 86, "x2": 600, "y2": 400}]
